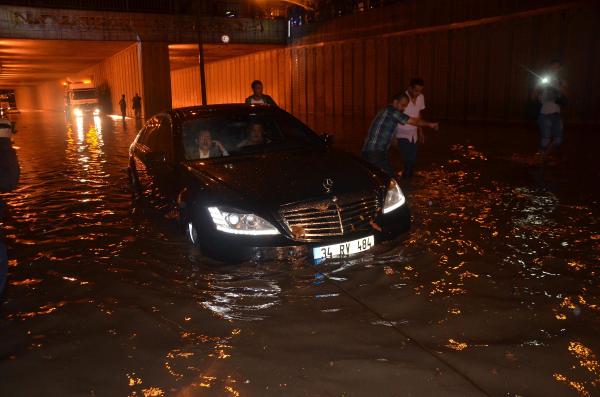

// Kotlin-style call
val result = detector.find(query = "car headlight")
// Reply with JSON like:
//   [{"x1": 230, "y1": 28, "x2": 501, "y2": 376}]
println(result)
[
  {"x1": 73, "y1": 108, "x2": 83, "y2": 116},
  {"x1": 207, "y1": 207, "x2": 280, "y2": 235},
  {"x1": 383, "y1": 179, "x2": 406, "y2": 214}
]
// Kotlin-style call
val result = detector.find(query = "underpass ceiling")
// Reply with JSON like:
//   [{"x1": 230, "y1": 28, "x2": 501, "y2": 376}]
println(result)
[
  {"x1": 0, "y1": 39, "x2": 134, "y2": 87},
  {"x1": 0, "y1": 39, "x2": 283, "y2": 88}
]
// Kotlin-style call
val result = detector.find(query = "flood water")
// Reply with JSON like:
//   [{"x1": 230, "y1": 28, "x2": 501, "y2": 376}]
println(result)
[{"x1": 1, "y1": 111, "x2": 598, "y2": 397}]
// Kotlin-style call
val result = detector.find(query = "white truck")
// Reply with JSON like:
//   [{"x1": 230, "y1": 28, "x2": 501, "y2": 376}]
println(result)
[
  {"x1": 0, "y1": 94, "x2": 13, "y2": 117},
  {"x1": 66, "y1": 80, "x2": 100, "y2": 116},
  {"x1": 0, "y1": 99, "x2": 9, "y2": 117}
]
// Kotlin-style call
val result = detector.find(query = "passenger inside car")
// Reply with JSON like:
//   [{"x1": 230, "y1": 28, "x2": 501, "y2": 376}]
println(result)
[
  {"x1": 196, "y1": 130, "x2": 229, "y2": 159},
  {"x1": 237, "y1": 121, "x2": 270, "y2": 149},
  {"x1": 182, "y1": 116, "x2": 288, "y2": 160}
]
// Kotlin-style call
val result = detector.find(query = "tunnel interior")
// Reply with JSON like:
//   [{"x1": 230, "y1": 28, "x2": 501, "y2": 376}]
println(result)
[{"x1": 0, "y1": 38, "x2": 283, "y2": 118}]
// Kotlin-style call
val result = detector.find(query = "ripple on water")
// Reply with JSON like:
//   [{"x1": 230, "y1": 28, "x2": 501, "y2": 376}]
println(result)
[{"x1": 1, "y1": 114, "x2": 599, "y2": 396}]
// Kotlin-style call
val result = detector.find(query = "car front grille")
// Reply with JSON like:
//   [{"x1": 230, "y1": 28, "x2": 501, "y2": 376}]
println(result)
[{"x1": 279, "y1": 192, "x2": 381, "y2": 242}]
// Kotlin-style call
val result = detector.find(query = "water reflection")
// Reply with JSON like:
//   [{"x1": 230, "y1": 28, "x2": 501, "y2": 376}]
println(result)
[
  {"x1": 553, "y1": 341, "x2": 600, "y2": 397},
  {"x1": 199, "y1": 271, "x2": 282, "y2": 321},
  {"x1": 0, "y1": 112, "x2": 598, "y2": 396}
]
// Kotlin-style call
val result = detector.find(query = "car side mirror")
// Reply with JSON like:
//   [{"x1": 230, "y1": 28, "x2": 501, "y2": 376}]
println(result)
[{"x1": 320, "y1": 133, "x2": 334, "y2": 146}]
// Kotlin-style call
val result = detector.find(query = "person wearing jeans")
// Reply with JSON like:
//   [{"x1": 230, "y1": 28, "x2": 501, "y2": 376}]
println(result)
[
  {"x1": 362, "y1": 92, "x2": 438, "y2": 177},
  {"x1": 397, "y1": 138, "x2": 418, "y2": 178},
  {"x1": 538, "y1": 112, "x2": 563, "y2": 152}
]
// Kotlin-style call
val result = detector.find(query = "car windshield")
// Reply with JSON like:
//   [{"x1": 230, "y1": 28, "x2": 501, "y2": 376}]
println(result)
[
  {"x1": 181, "y1": 112, "x2": 323, "y2": 161},
  {"x1": 72, "y1": 89, "x2": 97, "y2": 100}
]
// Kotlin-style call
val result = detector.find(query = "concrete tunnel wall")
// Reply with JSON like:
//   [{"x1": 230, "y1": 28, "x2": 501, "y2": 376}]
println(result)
[
  {"x1": 170, "y1": 49, "x2": 292, "y2": 110},
  {"x1": 15, "y1": 81, "x2": 65, "y2": 112},
  {"x1": 171, "y1": 0, "x2": 600, "y2": 131},
  {"x1": 79, "y1": 43, "x2": 142, "y2": 119},
  {"x1": 15, "y1": 41, "x2": 172, "y2": 120},
  {"x1": 79, "y1": 41, "x2": 172, "y2": 119}
]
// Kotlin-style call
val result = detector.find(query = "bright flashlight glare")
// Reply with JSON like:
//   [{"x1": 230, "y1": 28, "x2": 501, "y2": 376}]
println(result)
[{"x1": 540, "y1": 76, "x2": 550, "y2": 84}]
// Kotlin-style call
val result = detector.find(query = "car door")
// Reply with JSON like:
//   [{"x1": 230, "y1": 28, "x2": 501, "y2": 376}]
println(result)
[
  {"x1": 131, "y1": 120, "x2": 157, "y2": 192},
  {"x1": 143, "y1": 114, "x2": 179, "y2": 203},
  {"x1": 131, "y1": 123, "x2": 152, "y2": 191}
]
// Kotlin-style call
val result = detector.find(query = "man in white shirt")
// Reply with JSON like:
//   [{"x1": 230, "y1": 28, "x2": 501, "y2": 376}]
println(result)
[{"x1": 394, "y1": 78, "x2": 426, "y2": 179}]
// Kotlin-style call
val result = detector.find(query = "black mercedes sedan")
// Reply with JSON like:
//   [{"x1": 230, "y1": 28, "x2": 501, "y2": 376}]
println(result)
[{"x1": 128, "y1": 104, "x2": 410, "y2": 262}]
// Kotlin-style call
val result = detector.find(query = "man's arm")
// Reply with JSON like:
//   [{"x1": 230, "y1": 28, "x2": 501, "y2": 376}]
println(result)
[
  {"x1": 407, "y1": 117, "x2": 439, "y2": 130},
  {"x1": 393, "y1": 110, "x2": 439, "y2": 131},
  {"x1": 214, "y1": 141, "x2": 229, "y2": 156}
]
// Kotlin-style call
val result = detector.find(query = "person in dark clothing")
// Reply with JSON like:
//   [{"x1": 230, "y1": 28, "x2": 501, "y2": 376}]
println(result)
[
  {"x1": 119, "y1": 94, "x2": 127, "y2": 119},
  {"x1": 531, "y1": 59, "x2": 568, "y2": 160},
  {"x1": 362, "y1": 93, "x2": 438, "y2": 177},
  {"x1": 132, "y1": 93, "x2": 142, "y2": 119},
  {"x1": 0, "y1": 118, "x2": 19, "y2": 295},
  {"x1": 245, "y1": 80, "x2": 277, "y2": 106}
]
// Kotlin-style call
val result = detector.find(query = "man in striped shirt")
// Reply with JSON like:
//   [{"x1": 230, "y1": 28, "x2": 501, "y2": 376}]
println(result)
[{"x1": 362, "y1": 92, "x2": 438, "y2": 176}]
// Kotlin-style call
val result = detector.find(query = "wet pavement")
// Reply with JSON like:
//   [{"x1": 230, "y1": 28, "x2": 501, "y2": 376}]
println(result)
[{"x1": 0, "y1": 110, "x2": 598, "y2": 397}]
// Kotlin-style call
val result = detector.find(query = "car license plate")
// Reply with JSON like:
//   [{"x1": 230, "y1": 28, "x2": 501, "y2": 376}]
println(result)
[{"x1": 313, "y1": 236, "x2": 375, "y2": 263}]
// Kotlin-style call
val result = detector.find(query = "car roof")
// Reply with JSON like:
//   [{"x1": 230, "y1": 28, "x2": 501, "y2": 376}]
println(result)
[{"x1": 169, "y1": 104, "x2": 281, "y2": 121}]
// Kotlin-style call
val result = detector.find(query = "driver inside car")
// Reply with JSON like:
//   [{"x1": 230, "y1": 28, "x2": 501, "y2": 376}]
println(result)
[
  {"x1": 197, "y1": 129, "x2": 228, "y2": 159},
  {"x1": 237, "y1": 121, "x2": 270, "y2": 149}
]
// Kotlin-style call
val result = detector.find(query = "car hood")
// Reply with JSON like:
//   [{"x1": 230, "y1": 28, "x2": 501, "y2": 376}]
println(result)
[{"x1": 186, "y1": 149, "x2": 384, "y2": 207}]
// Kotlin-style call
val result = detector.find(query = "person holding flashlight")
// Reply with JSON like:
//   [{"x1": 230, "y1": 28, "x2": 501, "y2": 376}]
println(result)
[{"x1": 532, "y1": 59, "x2": 568, "y2": 161}]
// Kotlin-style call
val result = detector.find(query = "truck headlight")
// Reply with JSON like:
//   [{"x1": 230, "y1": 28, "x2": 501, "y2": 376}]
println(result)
[
  {"x1": 208, "y1": 207, "x2": 280, "y2": 235},
  {"x1": 73, "y1": 107, "x2": 83, "y2": 116},
  {"x1": 383, "y1": 179, "x2": 406, "y2": 214},
  {"x1": 93, "y1": 108, "x2": 100, "y2": 115}
]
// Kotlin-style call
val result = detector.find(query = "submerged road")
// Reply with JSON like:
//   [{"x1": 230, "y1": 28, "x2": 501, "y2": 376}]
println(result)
[{"x1": 0, "y1": 111, "x2": 598, "y2": 396}]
